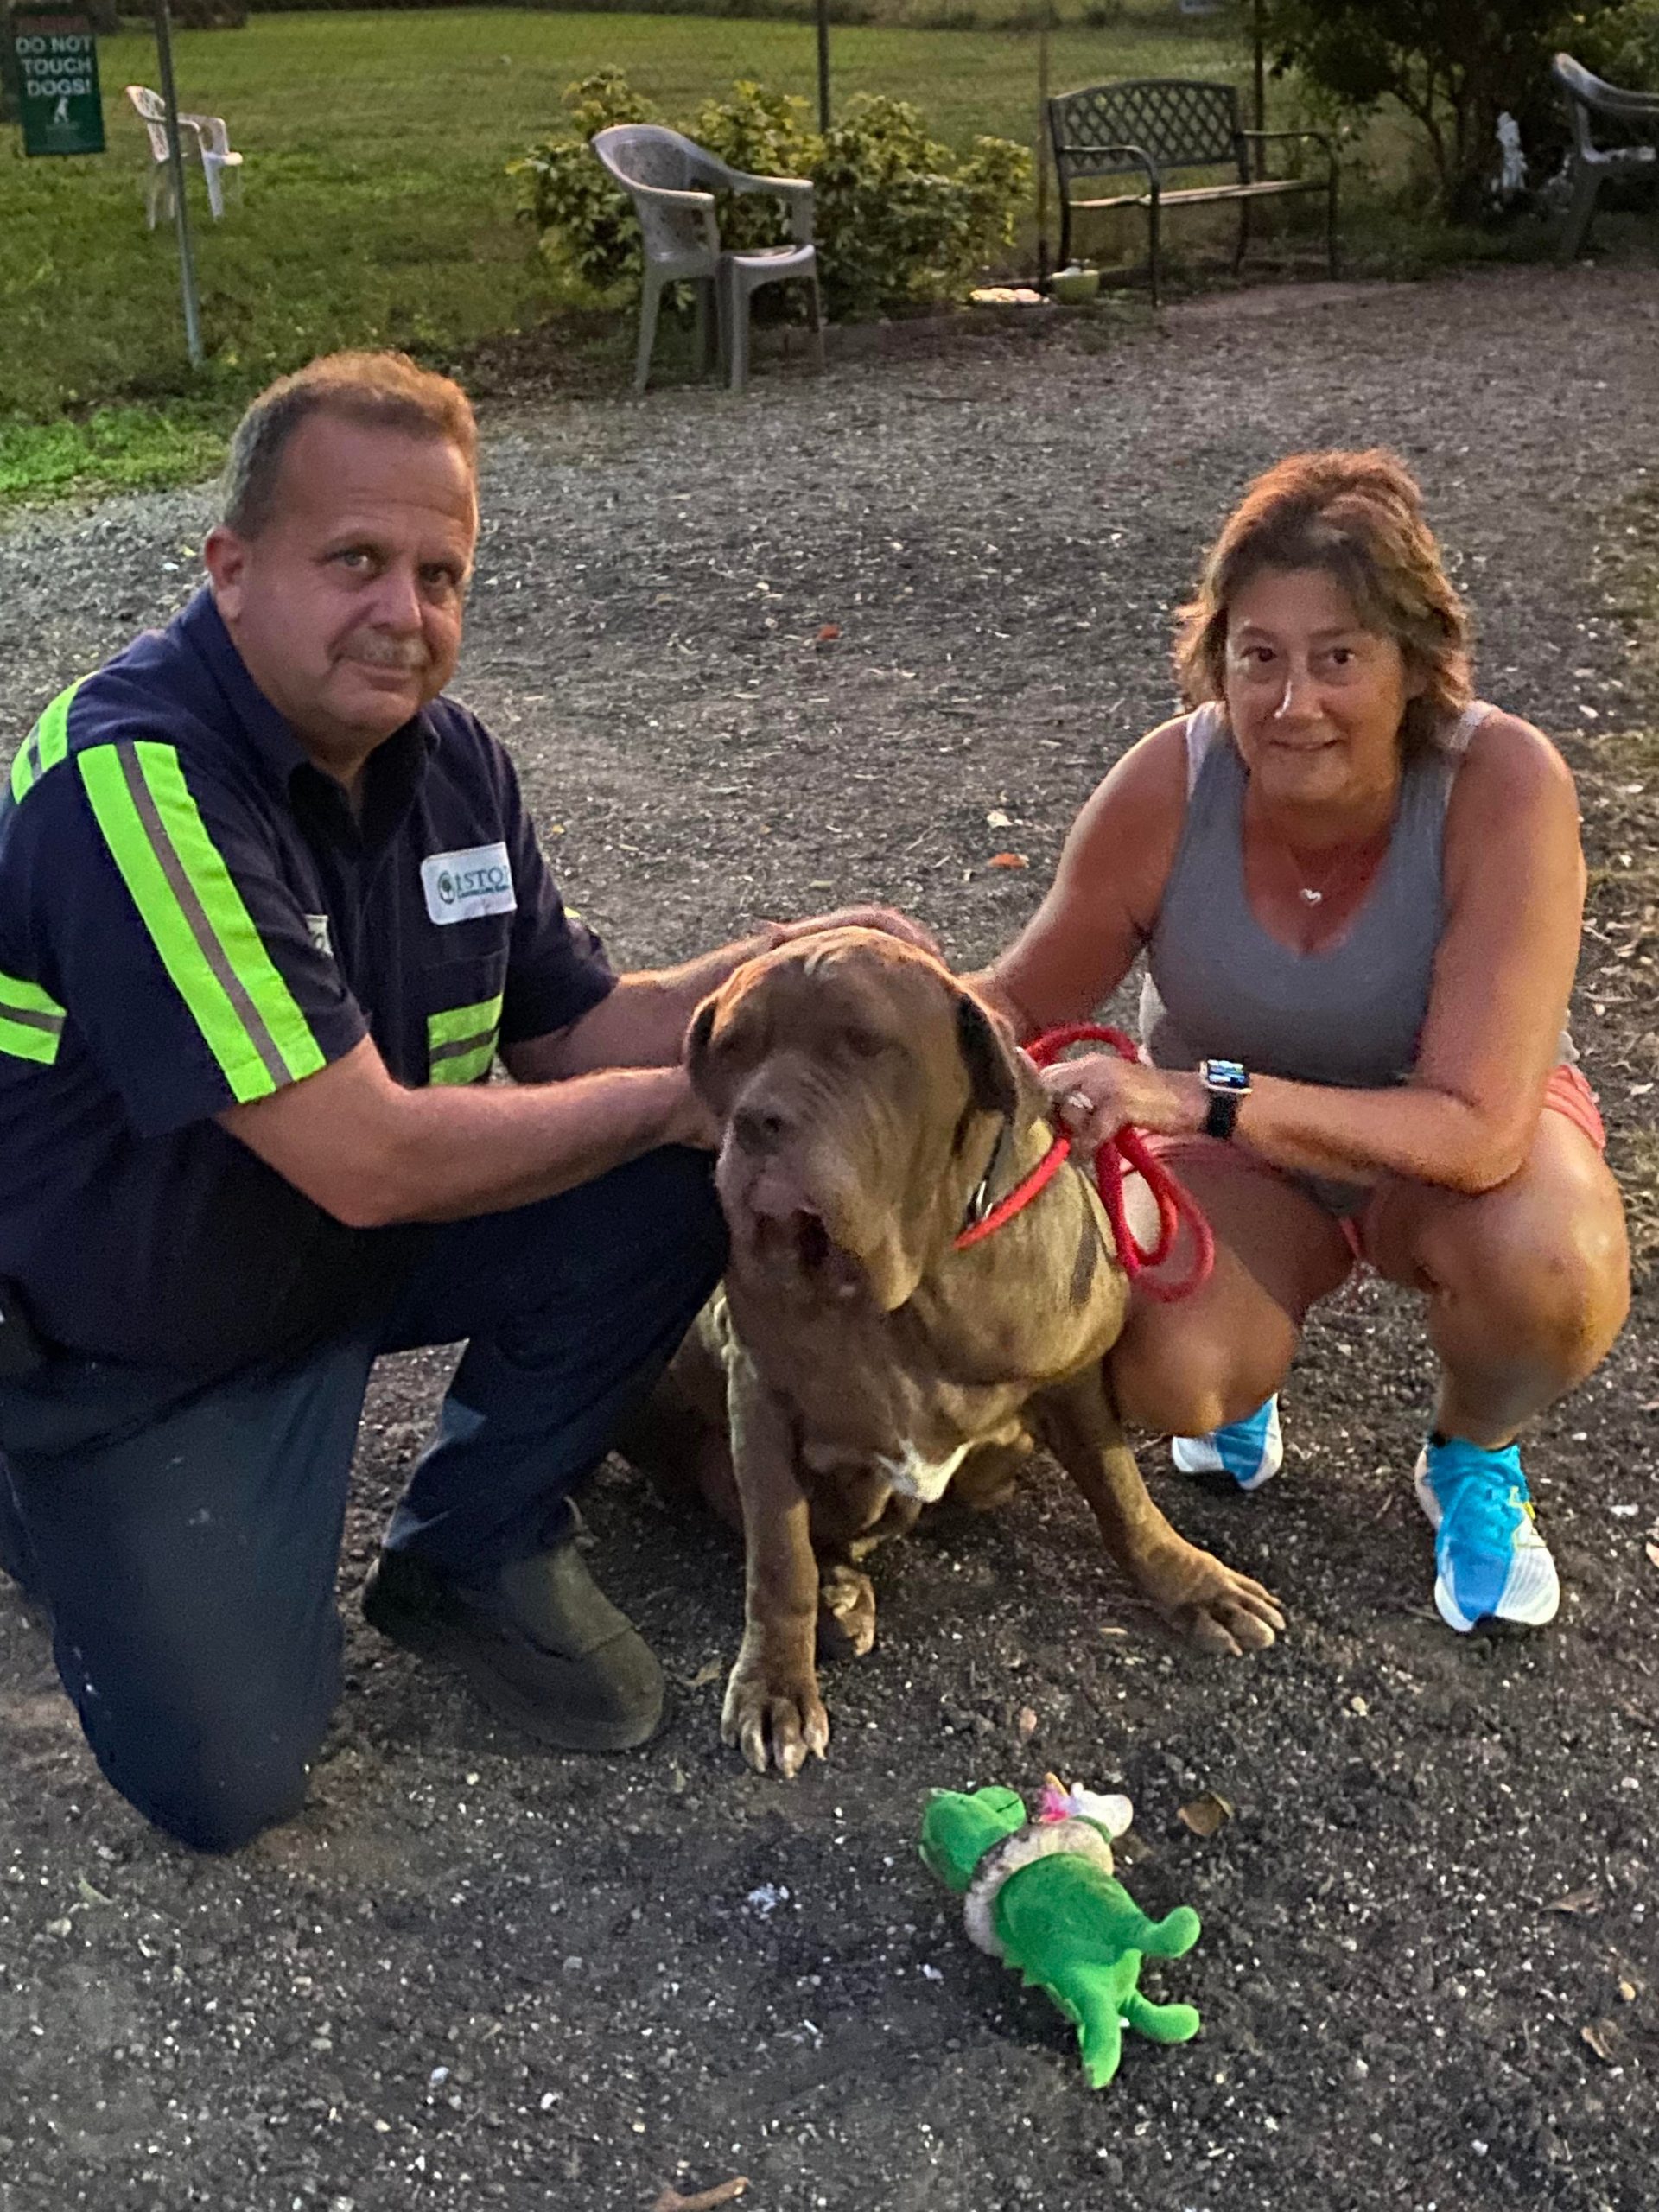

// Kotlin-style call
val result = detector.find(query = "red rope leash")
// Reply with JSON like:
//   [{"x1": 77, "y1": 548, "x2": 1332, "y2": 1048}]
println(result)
[{"x1": 1026, "y1": 1023, "x2": 1216, "y2": 1305}]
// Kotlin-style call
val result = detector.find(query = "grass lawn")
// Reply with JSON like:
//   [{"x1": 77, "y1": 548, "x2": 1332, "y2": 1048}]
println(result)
[{"x1": 0, "y1": 4, "x2": 1258, "y2": 500}]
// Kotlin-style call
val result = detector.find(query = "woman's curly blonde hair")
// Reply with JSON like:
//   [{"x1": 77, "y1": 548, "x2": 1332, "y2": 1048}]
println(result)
[{"x1": 1172, "y1": 449, "x2": 1473, "y2": 755}]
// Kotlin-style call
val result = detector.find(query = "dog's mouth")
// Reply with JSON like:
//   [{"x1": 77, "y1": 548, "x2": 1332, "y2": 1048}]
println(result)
[
  {"x1": 749, "y1": 1204, "x2": 826, "y2": 1265},
  {"x1": 743, "y1": 1201, "x2": 864, "y2": 1297}
]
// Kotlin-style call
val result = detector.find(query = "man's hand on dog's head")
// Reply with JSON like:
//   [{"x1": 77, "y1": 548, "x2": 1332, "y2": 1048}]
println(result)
[
  {"x1": 764, "y1": 905, "x2": 944, "y2": 964},
  {"x1": 664, "y1": 1068, "x2": 722, "y2": 1152}
]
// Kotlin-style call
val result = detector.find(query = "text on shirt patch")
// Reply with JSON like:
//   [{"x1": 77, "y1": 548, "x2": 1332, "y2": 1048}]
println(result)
[
  {"x1": 304, "y1": 913, "x2": 332, "y2": 957},
  {"x1": 420, "y1": 842, "x2": 517, "y2": 925}
]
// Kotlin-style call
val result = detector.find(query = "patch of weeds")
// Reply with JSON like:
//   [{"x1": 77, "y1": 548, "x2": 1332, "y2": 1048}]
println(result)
[
  {"x1": 0, "y1": 403, "x2": 235, "y2": 512},
  {"x1": 1335, "y1": 203, "x2": 1554, "y2": 280},
  {"x1": 1050, "y1": 294, "x2": 1154, "y2": 352}
]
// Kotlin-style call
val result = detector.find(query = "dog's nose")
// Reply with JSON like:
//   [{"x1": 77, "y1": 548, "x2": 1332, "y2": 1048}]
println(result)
[{"x1": 732, "y1": 1102, "x2": 790, "y2": 1154}]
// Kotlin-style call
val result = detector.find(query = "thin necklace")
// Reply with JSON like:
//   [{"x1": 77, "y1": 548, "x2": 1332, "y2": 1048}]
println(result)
[{"x1": 1277, "y1": 823, "x2": 1392, "y2": 906}]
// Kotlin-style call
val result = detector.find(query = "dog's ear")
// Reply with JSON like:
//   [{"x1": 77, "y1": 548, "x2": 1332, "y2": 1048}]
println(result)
[
  {"x1": 685, "y1": 995, "x2": 718, "y2": 1075},
  {"x1": 684, "y1": 992, "x2": 728, "y2": 1115},
  {"x1": 955, "y1": 991, "x2": 1020, "y2": 1122}
]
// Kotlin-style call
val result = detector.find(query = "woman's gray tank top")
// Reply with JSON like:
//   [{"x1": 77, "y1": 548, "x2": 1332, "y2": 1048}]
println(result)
[{"x1": 1139, "y1": 697, "x2": 1510, "y2": 1090}]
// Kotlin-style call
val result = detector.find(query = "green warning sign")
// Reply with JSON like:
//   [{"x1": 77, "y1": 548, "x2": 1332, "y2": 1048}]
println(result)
[{"x1": 12, "y1": 11, "x2": 104, "y2": 156}]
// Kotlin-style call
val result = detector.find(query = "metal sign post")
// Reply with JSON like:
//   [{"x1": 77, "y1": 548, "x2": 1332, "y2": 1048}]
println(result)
[
  {"x1": 1035, "y1": 2, "x2": 1052, "y2": 284},
  {"x1": 150, "y1": 0, "x2": 203, "y2": 368},
  {"x1": 10, "y1": 7, "x2": 105, "y2": 155}
]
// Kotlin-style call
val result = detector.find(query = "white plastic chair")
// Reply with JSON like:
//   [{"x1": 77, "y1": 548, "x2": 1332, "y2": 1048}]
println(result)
[
  {"x1": 591, "y1": 124, "x2": 824, "y2": 396},
  {"x1": 125, "y1": 84, "x2": 244, "y2": 226},
  {"x1": 1550, "y1": 54, "x2": 1659, "y2": 261}
]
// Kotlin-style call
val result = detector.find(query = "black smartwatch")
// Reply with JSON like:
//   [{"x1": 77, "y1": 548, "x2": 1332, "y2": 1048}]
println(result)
[{"x1": 1198, "y1": 1058, "x2": 1251, "y2": 1141}]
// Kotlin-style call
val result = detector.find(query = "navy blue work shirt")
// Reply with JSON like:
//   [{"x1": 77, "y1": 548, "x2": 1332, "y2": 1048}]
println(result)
[{"x1": 0, "y1": 588, "x2": 615, "y2": 1377}]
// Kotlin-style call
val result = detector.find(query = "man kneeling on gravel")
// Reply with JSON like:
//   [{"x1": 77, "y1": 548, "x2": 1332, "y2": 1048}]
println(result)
[{"x1": 0, "y1": 350, "x2": 921, "y2": 1853}]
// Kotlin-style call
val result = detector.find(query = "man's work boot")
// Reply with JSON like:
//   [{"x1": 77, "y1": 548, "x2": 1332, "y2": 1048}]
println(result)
[{"x1": 362, "y1": 1530, "x2": 664, "y2": 1751}]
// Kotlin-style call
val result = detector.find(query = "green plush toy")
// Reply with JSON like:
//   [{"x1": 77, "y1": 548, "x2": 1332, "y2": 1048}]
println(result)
[{"x1": 919, "y1": 1777, "x2": 1202, "y2": 2089}]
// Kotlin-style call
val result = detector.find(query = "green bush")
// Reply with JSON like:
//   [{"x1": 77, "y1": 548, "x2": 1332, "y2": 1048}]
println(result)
[
  {"x1": 1571, "y1": 0, "x2": 1659, "y2": 87},
  {"x1": 814, "y1": 95, "x2": 1035, "y2": 317},
  {"x1": 509, "y1": 69, "x2": 658, "y2": 294},
  {"x1": 686, "y1": 78, "x2": 817, "y2": 259},
  {"x1": 510, "y1": 68, "x2": 1032, "y2": 320}
]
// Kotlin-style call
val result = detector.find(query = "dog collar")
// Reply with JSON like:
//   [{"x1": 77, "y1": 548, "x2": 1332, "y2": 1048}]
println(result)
[{"x1": 954, "y1": 1119, "x2": 1073, "y2": 1249}]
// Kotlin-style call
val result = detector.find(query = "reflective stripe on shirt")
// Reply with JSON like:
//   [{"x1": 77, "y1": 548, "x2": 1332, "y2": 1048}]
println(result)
[
  {"x1": 427, "y1": 990, "x2": 503, "y2": 1085},
  {"x1": 78, "y1": 738, "x2": 327, "y2": 1102},
  {"x1": 10, "y1": 681, "x2": 82, "y2": 805},
  {"x1": 0, "y1": 969, "x2": 66, "y2": 1067}
]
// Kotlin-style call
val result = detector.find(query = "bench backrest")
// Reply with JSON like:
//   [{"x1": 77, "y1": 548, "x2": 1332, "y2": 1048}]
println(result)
[{"x1": 1048, "y1": 78, "x2": 1243, "y2": 187}]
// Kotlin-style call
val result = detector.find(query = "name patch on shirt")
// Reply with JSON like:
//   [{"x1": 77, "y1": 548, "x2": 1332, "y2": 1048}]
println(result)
[{"x1": 421, "y1": 843, "x2": 517, "y2": 925}]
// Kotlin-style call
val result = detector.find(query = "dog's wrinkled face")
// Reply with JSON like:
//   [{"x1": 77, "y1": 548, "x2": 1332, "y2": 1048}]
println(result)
[{"x1": 687, "y1": 928, "x2": 1027, "y2": 1313}]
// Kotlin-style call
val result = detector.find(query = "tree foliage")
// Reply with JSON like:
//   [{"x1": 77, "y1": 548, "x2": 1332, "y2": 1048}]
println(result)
[
  {"x1": 1569, "y1": 0, "x2": 1659, "y2": 89},
  {"x1": 1261, "y1": 0, "x2": 1642, "y2": 218}
]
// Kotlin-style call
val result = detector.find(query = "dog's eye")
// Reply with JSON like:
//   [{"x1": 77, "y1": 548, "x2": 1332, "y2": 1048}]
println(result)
[{"x1": 841, "y1": 1028, "x2": 891, "y2": 1060}]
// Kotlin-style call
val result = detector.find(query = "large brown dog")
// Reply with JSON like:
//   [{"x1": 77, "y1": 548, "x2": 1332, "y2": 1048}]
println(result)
[{"x1": 666, "y1": 926, "x2": 1282, "y2": 1777}]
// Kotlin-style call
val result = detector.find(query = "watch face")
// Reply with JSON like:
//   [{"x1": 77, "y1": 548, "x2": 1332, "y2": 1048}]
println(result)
[{"x1": 1203, "y1": 1059, "x2": 1250, "y2": 1092}]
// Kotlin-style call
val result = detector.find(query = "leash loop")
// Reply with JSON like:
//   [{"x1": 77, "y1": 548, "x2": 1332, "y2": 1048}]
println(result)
[{"x1": 1025, "y1": 1024, "x2": 1215, "y2": 1305}]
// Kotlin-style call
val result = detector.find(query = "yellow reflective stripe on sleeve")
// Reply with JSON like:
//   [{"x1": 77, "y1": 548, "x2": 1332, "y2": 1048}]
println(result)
[
  {"x1": 9, "y1": 737, "x2": 39, "y2": 806},
  {"x1": 0, "y1": 1013, "x2": 60, "y2": 1065},
  {"x1": 427, "y1": 991, "x2": 502, "y2": 1084},
  {"x1": 0, "y1": 969, "x2": 65, "y2": 1020},
  {"x1": 429, "y1": 992, "x2": 504, "y2": 1050},
  {"x1": 0, "y1": 969, "x2": 67, "y2": 1067},
  {"x1": 10, "y1": 681, "x2": 82, "y2": 805},
  {"x1": 429, "y1": 1038, "x2": 497, "y2": 1086}
]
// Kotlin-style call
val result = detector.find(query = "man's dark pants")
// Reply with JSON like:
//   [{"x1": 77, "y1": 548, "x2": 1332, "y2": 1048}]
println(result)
[{"x1": 0, "y1": 1148, "x2": 724, "y2": 1853}]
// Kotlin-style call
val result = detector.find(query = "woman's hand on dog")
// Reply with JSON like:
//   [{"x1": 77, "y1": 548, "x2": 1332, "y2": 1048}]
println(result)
[{"x1": 1038, "y1": 1053, "x2": 1208, "y2": 1156}]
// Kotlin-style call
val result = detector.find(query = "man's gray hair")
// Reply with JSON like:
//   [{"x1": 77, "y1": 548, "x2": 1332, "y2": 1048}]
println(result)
[{"x1": 220, "y1": 351, "x2": 478, "y2": 537}]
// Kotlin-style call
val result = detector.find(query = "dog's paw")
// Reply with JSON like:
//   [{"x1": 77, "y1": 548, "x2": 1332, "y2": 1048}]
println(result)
[
  {"x1": 721, "y1": 1656, "x2": 831, "y2": 1777},
  {"x1": 1137, "y1": 1541, "x2": 1286, "y2": 1657},
  {"x1": 817, "y1": 1563, "x2": 877, "y2": 1661}
]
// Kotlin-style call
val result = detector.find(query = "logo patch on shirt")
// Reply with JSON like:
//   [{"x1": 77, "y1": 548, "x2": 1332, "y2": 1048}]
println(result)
[
  {"x1": 421, "y1": 842, "x2": 517, "y2": 925},
  {"x1": 304, "y1": 913, "x2": 333, "y2": 958}
]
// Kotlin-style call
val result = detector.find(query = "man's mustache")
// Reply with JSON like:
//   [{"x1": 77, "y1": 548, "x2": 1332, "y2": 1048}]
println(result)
[{"x1": 343, "y1": 633, "x2": 431, "y2": 672}]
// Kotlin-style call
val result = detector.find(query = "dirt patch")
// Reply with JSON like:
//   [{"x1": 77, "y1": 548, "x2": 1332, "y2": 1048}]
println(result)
[{"x1": 2, "y1": 262, "x2": 1658, "y2": 2212}]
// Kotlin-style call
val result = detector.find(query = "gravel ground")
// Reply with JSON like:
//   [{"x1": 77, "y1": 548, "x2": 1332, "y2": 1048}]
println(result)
[{"x1": 2, "y1": 262, "x2": 1658, "y2": 2212}]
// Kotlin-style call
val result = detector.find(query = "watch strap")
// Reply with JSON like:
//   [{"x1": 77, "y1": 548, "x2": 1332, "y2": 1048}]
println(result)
[{"x1": 1203, "y1": 1087, "x2": 1243, "y2": 1142}]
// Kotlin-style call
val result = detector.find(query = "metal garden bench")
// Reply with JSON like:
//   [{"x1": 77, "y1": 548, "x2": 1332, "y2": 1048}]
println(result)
[
  {"x1": 1046, "y1": 79, "x2": 1338, "y2": 306},
  {"x1": 1550, "y1": 53, "x2": 1659, "y2": 264}
]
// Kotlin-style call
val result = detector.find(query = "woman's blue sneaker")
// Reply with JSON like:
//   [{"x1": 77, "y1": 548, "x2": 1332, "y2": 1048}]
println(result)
[
  {"x1": 1171, "y1": 1395, "x2": 1282, "y2": 1492},
  {"x1": 1413, "y1": 1435, "x2": 1560, "y2": 1634}
]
